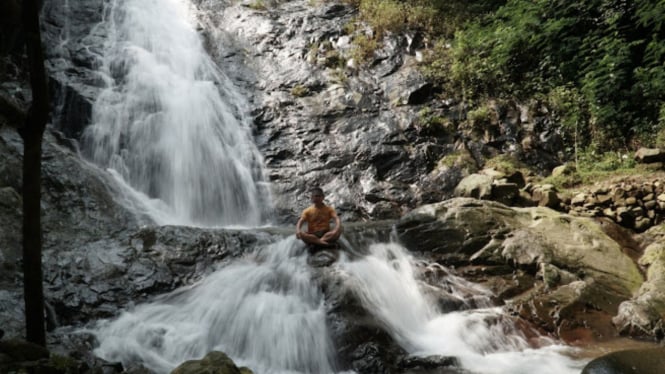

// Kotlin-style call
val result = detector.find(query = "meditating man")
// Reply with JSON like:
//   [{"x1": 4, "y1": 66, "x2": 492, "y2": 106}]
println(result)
[{"x1": 295, "y1": 187, "x2": 343, "y2": 247}]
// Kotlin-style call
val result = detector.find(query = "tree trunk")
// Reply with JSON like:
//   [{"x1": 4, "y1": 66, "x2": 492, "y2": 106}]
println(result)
[
  {"x1": 21, "y1": 0, "x2": 51, "y2": 347},
  {"x1": 22, "y1": 129, "x2": 46, "y2": 346}
]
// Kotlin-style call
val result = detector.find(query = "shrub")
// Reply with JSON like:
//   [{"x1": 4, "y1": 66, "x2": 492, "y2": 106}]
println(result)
[{"x1": 350, "y1": 34, "x2": 378, "y2": 65}]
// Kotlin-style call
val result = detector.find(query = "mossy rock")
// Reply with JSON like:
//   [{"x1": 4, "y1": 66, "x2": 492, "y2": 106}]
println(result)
[{"x1": 171, "y1": 351, "x2": 252, "y2": 374}]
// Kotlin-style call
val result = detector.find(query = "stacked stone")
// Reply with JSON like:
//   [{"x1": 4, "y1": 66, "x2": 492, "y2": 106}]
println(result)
[
  {"x1": 567, "y1": 180, "x2": 665, "y2": 232},
  {"x1": 453, "y1": 170, "x2": 665, "y2": 232}
]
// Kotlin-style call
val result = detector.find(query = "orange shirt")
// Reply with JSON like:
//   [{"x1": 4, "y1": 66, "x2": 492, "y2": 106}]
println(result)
[{"x1": 301, "y1": 205, "x2": 337, "y2": 233}]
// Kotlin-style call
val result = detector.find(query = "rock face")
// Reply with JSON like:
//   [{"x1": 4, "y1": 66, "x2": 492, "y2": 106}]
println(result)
[
  {"x1": 41, "y1": 0, "x2": 106, "y2": 139},
  {"x1": 36, "y1": 0, "x2": 575, "y2": 224},
  {"x1": 395, "y1": 198, "x2": 644, "y2": 342}
]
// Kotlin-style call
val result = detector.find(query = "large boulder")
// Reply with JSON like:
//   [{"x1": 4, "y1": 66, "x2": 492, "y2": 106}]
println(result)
[
  {"x1": 613, "y1": 224, "x2": 665, "y2": 338},
  {"x1": 171, "y1": 351, "x2": 252, "y2": 374},
  {"x1": 395, "y1": 198, "x2": 644, "y2": 341},
  {"x1": 582, "y1": 347, "x2": 665, "y2": 374}
]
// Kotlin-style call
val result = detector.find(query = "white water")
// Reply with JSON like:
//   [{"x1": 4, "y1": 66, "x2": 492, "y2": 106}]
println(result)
[
  {"x1": 91, "y1": 238, "x2": 336, "y2": 374},
  {"x1": 82, "y1": 0, "x2": 270, "y2": 227},
  {"x1": 340, "y1": 243, "x2": 586, "y2": 374},
  {"x1": 90, "y1": 239, "x2": 586, "y2": 374}
]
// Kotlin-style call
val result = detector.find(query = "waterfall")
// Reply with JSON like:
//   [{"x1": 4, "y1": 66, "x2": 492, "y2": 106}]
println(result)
[
  {"x1": 90, "y1": 238, "x2": 337, "y2": 374},
  {"x1": 82, "y1": 0, "x2": 270, "y2": 227},
  {"x1": 89, "y1": 239, "x2": 586, "y2": 374},
  {"x1": 340, "y1": 243, "x2": 586, "y2": 374}
]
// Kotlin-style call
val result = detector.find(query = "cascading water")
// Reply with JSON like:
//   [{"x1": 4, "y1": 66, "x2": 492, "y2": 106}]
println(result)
[
  {"x1": 340, "y1": 243, "x2": 587, "y2": 374},
  {"x1": 90, "y1": 239, "x2": 587, "y2": 374},
  {"x1": 82, "y1": 0, "x2": 270, "y2": 227},
  {"x1": 90, "y1": 238, "x2": 337, "y2": 374}
]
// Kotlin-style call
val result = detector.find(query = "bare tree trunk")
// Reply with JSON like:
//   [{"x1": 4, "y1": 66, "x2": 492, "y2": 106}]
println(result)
[{"x1": 21, "y1": 0, "x2": 51, "y2": 347}]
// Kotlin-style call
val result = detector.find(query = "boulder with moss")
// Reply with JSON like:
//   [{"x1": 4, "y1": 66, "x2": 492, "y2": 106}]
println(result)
[
  {"x1": 171, "y1": 351, "x2": 253, "y2": 374},
  {"x1": 395, "y1": 198, "x2": 645, "y2": 341}
]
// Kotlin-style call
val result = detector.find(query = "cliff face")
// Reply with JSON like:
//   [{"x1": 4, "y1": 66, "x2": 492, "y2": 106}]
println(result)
[{"x1": 22, "y1": 0, "x2": 565, "y2": 225}]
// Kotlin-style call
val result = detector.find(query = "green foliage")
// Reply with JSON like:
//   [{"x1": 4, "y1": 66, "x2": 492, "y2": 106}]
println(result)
[
  {"x1": 344, "y1": 0, "x2": 665, "y2": 155},
  {"x1": 350, "y1": 34, "x2": 378, "y2": 65},
  {"x1": 347, "y1": 0, "x2": 505, "y2": 68},
  {"x1": 358, "y1": 0, "x2": 408, "y2": 38},
  {"x1": 329, "y1": 68, "x2": 348, "y2": 84},
  {"x1": 543, "y1": 148, "x2": 638, "y2": 189},
  {"x1": 421, "y1": 39, "x2": 452, "y2": 86},
  {"x1": 484, "y1": 154, "x2": 527, "y2": 175},
  {"x1": 49, "y1": 354, "x2": 79, "y2": 373},
  {"x1": 467, "y1": 104, "x2": 493, "y2": 127},
  {"x1": 546, "y1": 86, "x2": 588, "y2": 155},
  {"x1": 307, "y1": 40, "x2": 347, "y2": 69},
  {"x1": 655, "y1": 104, "x2": 665, "y2": 147},
  {"x1": 323, "y1": 49, "x2": 346, "y2": 69},
  {"x1": 577, "y1": 149, "x2": 636, "y2": 172},
  {"x1": 436, "y1": 151, "x2": 478, "y2": 172},
  {"x1": 438, "y1": 0, "x2": 665, "y2": 152},
  {"x1": 418, "y1": 106, "x2": 450, "y2": 133},
  {"x1": 342, "y1": 19, "x2": 358, "y2": 36}
]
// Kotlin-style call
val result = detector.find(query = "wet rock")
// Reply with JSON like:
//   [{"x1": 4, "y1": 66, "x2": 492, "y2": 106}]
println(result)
[
  {"x1": 0, "y1": 339, "x2": 49, "y2": 361},
  {"x1": 171, "y1": 351, "x2": 250, "y2": 374},
  {"x1": 42, "y1": 0, "x2": 106, "y2": 137},
  {"x1": 396, "y1": 355, "x2": 460, "y2": 372},
  {"x1": 381, "y1": 57, "x2": 432, "y2": 105},
  {"x1": 0, "y1": 186, "x2": 21, "y2": 282},
  {"x1": 316, "y1": 260, "x2": 407, "y2": 373},
  {"x1": 582, "y1": 347, "x2": 665, "y2": 374}
]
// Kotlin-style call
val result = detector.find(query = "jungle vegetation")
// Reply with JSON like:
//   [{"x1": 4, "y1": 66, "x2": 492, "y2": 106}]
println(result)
[{"x1": 345, "y1": 0, "x2": 665, "y2": 158}]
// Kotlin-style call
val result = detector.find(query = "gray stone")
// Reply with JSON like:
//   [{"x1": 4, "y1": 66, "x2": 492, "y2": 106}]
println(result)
[
  {"x1": 454, "y1": 174, "x2": 493, "y2": 199},
  {"x1": 634, "y1": 147, "x2": 665, "y2": 164}
]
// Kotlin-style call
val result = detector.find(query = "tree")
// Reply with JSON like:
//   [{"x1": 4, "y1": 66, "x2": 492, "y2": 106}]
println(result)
[{"x1": 20, "y1": 0, "x2": 51, "y2": 346}]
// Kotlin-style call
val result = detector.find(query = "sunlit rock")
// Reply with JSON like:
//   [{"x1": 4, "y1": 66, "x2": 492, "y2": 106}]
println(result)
[{"x1": 395, "y1": 197, "x2": 644, "y2": 341}]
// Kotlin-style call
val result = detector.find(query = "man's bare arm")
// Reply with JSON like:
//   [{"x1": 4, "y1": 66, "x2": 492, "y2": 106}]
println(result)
[
  {"x1": 295, "y1": 217, "x2": 305, "y2": 238},
  {"x1": 332, "y1": 215, "x2": 342, "y2": 234}
]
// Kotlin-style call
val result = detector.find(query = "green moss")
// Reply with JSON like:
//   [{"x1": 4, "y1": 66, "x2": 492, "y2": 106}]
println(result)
[
  {"x1": 291, "y1": 84, "x2": 310, "y2": 97},
  {"x1": 467, "y1": 104, "x2": 493, "y2": 126},
  {"x1": 323, "y1": 50, "x2": 346, "y2": 69},
  {"x1": 418, "y1": 107, "x2": 451, "y2": 133},
  {"x1": 350, "y1": 34, "x2": 378, "y2": 66},
  {"x1": 484, "y1": 154, "x2": 526, "y2": 175},
  {"x1": 436, "y1": 151, "x2": 477, "y2": 171},
  {"x1": 247, "y1": 0, "x2": 267, "y2": 10},
  {"x1": 329, "y1": 69, "x2": 348, "y2": 85},
  {"x1": 49, "y1": 354, "x2": 79, "y2": 372}
]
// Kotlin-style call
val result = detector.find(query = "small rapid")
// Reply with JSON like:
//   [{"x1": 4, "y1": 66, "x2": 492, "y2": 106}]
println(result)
[{"x1": 82, "y1": 0, "x2": 270, "y2": 227}]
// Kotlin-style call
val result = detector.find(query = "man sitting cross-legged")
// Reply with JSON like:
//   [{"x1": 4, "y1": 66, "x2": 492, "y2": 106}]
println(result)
[{"x1": 295, "y1": 187, "x2": 343, "y2": 247}]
